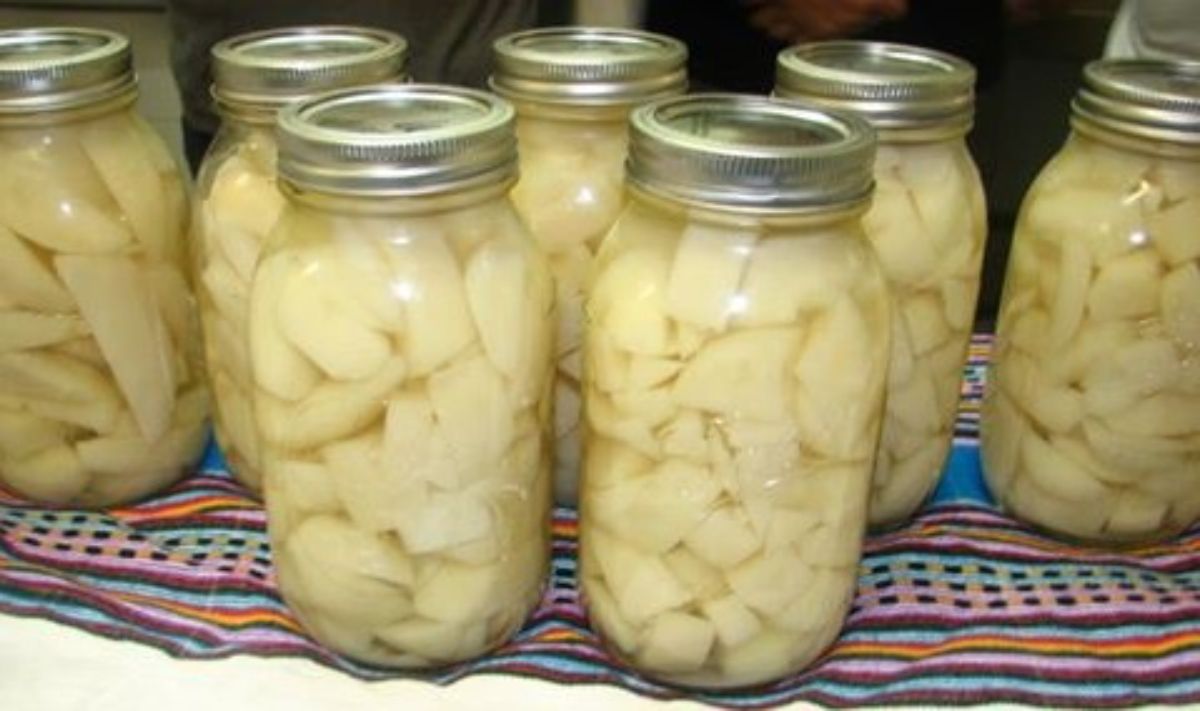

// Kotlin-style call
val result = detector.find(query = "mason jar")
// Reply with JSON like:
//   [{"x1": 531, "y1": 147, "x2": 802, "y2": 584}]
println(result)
[
  {"x1": 580, "y1": 95, "x2": 888, "y2": 688},
  {"x1": 193, "y1": 27, "x2": 407, "y2": 494},
  {"x1": 981, "y1": 60, "x2": 1200, "y2": 544},
  {"x1": 776, "y1": 42, "x2": 986, "y2": 529},
  {"x1": 0, "y1": 28, "x2": 204, "y2": 506},
  {"x1": 491, "y1": 27, "x2": 686, "y2": 505},
  {"x1": 252, "y1": 85, "x2": 555, "y2": 667}
]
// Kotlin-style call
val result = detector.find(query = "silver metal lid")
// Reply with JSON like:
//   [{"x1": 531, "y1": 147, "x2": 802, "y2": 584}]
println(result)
[
  {"x1": 0, "y1": 27, "x2": 135, "y2": 115},
  {"x1": 490, "y1": 26, "x2": 686, "y2": 107},
  {"x1": 628, "y1": 93, "x2": 876, "y2": 211},
  {"x1": 212, "y1": 26, "x2": 407, "y2": 117},
  {"x1": 277, "y1": 84, "x2": 517, "y2": 197},
  {"x1": 775, "y1": 41, "x2": 975, "y2": 139},
  {"x1": 1072, "y1": 59, "x2": 1200, "y2": 146}
]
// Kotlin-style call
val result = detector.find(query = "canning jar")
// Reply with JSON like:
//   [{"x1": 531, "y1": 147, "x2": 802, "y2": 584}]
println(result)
[
  {"x1": 981, "y1": 60, "x2": 1200, "y2": 544},
  {"x1": 193, "y1": 27, "x2": 407, "y2": 493},
  {"x1": 580, "y1": 95, "x2": 888, "y2": 688},
  {"x1": 776, "y1": 42, "x2": 986, "y2": 529},
  {"x1": 491, "y1": 27, "x2": 686, "y2": 505},
  {"x1": 0, "y1": 28, "x2": 204, "y2": 506},
  {"x1": 252, "y1": 85, "x2": 555, "y2": 667}
]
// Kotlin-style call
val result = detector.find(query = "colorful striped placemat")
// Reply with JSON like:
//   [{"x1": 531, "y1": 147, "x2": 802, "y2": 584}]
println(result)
[{"x1": 3, "y1": 335, "x2": 1200, "y2": 707}]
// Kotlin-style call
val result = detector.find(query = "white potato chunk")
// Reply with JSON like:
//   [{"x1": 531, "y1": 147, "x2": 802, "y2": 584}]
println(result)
[
  {"x1": 413, "y1": 560, "x2": 505, "y2": 625},
  {"x1": 1046, "y1": 238, "x2": 1092, "y2": 348},
  {"x1": 901, "y1": 293, "x2": 952, "y2": 355},
  {"x1": 145, "y1": 263, "x2": 194, "y2": 347},
  {"x1": 376, "y1": 618, "x2": 470, "y2": 663},
  {"x1": 871, "y1": 434, "x2": 948, "y2": 527},
  {"x1": 427, "y1": 355, "x2": 515, "y2": 488},
  {"x1": 510, "y1": 131, "x2": 624, "y2": 249},
  {"x1": 211, "y1": 371, "x2": 260, "y2": 482},
  {"x1": 1025, "y1": 184, "x2": 1141, "y2": 266},
  {"x1": 1149, "y1": 198, "x2": 1200, "y2": 266},
  {"x1": 585, "y1": 390, "x2": 661, "y2": 459},
  {"x1": 1042, "y1": 319, "x2": 1136, "y2": 384},
  {"x1": 207, "y1": 152, "x2": 285, "y2": 253},
  {"x1": 394, "y1": 488, "x2": 493, "y2": 555},
  {"x1": 1103, "y1": 393, "x2": 1200, "y2": 438},
  {"x1": 0, "y1": 168, "x2": 132, "y2": 254},
  {"x1": 610, "y1": 385, "x2": 677, "y2": 430},
  {"x1": 2, "y1": 444, "x2": 89, "y2": 503},
  {"x1": 793, "y1": 297, "x2": 882, "y2": 458},
  {"x1": 0, "y1": 311, "x2": 88, "y2": 351},
  {"x1": 589, "y1": 458, "x2": 720, "y2": 553},
  {"x1": 247, "y1": 254, "x2": 321, "y2": 402},
  {"x1": 386, "y1": 230, "x2": 477, "y2": 376},
  {"x1": 1082, "y1": 417, "x2": 1193, "y2": 478},
  {"x1": 589, "y1": 237, "x2": 675, "y2": 356},
  {"x1": 665, "y1": 221, "x2": 756, "y2": 330},
  {"x1": 626, "y1": 355, "x2": 684, "y2": 390},
  {"x1": 1081, "y1": 338, "x2": 1180, "y2": 416},
  {"x1": 56, "y1": 255, "x2": 177, "y2": 441},
  {"x1": 941, "y1": 278, "x2": 978, "y2": 332},
  {"x1": 0, "y1": 408, "x2": 68, "y2": 460},
  {"x1": 80, "y1": 114, "x2": 173, "y2": 260},
  {"x1": 701, "y1": 595, "x2": 762, "y2": 648},
  {"x1": 735, "y1": 232, "x2": 850, "y2": 325},
  {"x1": 278, "y1": 515, "x2": 414, "y2": 630},
  {"x1": 271, "y1": 459, "x2": 341, "y2": 520},
  {"x1": 637, "y1": 611, "x2": 716, "y2": 674},
  {"x1": 74, "y1": 413, "x2": 205, "y2": 483},
  {"x1": 256, "y1": 359, "x2": 408, "y2": 451},
  {"x1": 1086, "y1": 250, "x2": 1161, "y2": 322},
  {"x1": 980, "y1": 393, "x2": 1027, "y2": 494},
  {"x1": 1004, "y1": 475, "x2": 1109, "y2": 540},
  {"x1": 1003, "y1": 351, "x2": 1084, "y2": 433},
  {"x1": 584, "y1": 580, "x2": 641, "y2": 654},
  {"x1": 582, "y1": 436, "x2": 653, "y2": 491},
  {"x1": 0, "y1": 351, "x2": 122, "y2": 432},
  {"x1": 590, "y1": 530, "x2": 691, "y2": 626},
  {"x1": 465, "y1": 238, "x2": 552, "y2": 404},
  {"x1": 381, "y1": 389, "x2": 437, "y2": 479},
  {"x1": 662, "y1": 546, "x2": 728, "y2": 600},
  {"x1": 863, "y1": 173, "x2": 937, "y2": 285},
  {"x1": 659, "y1": 410, "x2": 709, "y2": 463},
  {"x1": 1019, "y1": 431, "x2": 1111, "y2": 504},
  {"x1": 674, "y1": 327, "x2": 801, "y2": 421},
  {"x1": 277, "y1": 265, "x2": 393, "y2": 381},
  {"x1": 1161, "y1": 262, "x2": 1200, "y2": 348},
  {"x1": 0, "y1": 224, "x2": 73, "y2": 311},
  {"x1": 322, "y1": 435, "x2": 405, "y2": 533},
  {"x1": 726, "y1": 550, "x2": 813, "y2": 617},
  {"x1": 887, "y1": 361, "x2": 942, "y2": 435}
]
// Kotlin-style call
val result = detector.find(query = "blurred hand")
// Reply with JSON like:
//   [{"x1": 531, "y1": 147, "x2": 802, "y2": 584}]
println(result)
[{"x1": 745, "y1": 0, "x2": 909, "y2": 43}]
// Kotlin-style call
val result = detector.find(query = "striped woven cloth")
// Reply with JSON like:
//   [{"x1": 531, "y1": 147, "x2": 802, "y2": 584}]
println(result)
[{"x1": 3, "y1": 335, "x2": 1200, "y2": 707}]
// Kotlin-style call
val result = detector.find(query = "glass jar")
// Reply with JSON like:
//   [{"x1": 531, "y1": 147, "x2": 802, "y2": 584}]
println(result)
[
  {"x1": 0, "y1": 28, "x2": 203, "y2": 506},
  {"x1": 580, "y1": 95, "x2": 887, "y2": 688},
  {"x1": 776, "y1": 42, "x2": 986, "y2": 529},
  {"x1": 194, "y1": 26, "x2": 407, "y2": 493},
  {"x1": 981, "y1": 60, "x2": 1200, "y2": 544},
  {"x1": 491, "y1": 27, "x2": 686, "y2": 505},
  {"x1": 253, "y1": 86, "x2": 555, "y2": 667}
]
